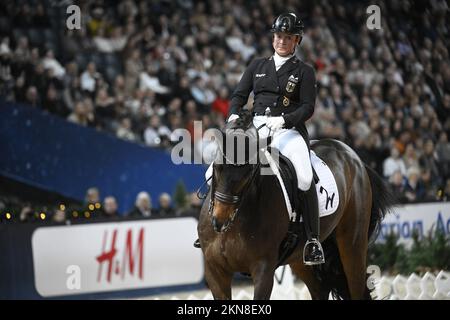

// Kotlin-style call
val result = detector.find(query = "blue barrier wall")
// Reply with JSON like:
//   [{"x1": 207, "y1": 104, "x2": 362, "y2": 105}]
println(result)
[{"x1": 0, "y1": 102, "x2": 205, "y2": 213}]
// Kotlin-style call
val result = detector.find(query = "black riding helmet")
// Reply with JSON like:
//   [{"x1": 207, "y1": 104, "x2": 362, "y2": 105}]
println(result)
[{"x1": 270, "y1": 13, "x2": 304, "y2": 36}]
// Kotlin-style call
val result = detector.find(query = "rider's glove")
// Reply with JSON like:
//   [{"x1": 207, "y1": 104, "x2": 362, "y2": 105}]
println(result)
[
  {"x1": 227, "y1": 114, "x2": 240, "y2": 122},
  {"x1": 266, "y1": 116, "x2": 285, "y2": 131}
]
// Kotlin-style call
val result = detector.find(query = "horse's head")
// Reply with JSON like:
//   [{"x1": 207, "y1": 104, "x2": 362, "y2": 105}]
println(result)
[{"x1": 209, "y1": 110, "x2": 260, "y2": 232}]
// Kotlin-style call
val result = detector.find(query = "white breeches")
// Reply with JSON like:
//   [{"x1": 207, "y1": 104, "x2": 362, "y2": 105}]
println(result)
[{"x1": 205, "y1": 116, "x2": 313, "y2": 191}]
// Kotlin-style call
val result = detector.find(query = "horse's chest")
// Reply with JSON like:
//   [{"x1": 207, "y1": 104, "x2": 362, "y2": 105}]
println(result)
[{"x1": 209, "y1": 233, "x2": 259, "y2": 269}]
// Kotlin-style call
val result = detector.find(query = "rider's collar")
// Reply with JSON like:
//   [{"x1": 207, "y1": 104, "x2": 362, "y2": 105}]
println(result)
[{"x1": 273, "y1": 52, "x2": 294, "y2": 71}]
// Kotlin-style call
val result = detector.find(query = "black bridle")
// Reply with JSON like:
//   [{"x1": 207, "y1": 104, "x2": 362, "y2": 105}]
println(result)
[
  {"x1": 206, "y1": 123, "x2": 268, "y2": 233},
  {"x1": 208, "y1": 161, "x2": 261, "y2": 232}
]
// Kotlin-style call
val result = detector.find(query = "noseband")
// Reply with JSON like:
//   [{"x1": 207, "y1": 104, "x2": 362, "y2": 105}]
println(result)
[{"x1": 208, "y1": 162, "x2": 260, "y2": 233}]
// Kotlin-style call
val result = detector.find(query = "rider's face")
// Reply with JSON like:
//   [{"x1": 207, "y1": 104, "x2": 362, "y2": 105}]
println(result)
[{"x1": 273, "y1": 32, "x2": 300, "y2": 56}]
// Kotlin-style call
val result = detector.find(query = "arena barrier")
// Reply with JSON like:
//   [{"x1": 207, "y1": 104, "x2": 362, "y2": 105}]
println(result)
[
  {"x1": 378, "y1": 202, "x2": 450, "y2": 248},
  {"x1": 0, "y1": 217, "x2": 204, "y2": 299},
  {"x1": 1, "y1": 202, "x2": 449, "y2": 299}
]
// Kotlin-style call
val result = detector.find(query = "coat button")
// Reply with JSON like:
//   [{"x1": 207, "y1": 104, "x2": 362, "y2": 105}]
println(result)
[
  {"x1": 276, "y1": 86, "x2": 279, "y2": 90},
  {"x1": 273, "y1": 102, "x2": 277, "y2": 106}
]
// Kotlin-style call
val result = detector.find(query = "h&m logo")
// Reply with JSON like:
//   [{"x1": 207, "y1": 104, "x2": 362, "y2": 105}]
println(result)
[{"x1": 96, "y1": 228, "x2": 145, "y2": 283}]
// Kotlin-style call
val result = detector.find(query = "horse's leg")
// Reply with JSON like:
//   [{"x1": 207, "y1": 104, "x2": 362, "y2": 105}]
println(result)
[
  {"x1": 251, "y1": 261, "x2": 276, "y2": 300},
  {"x1": 204, "y1": 261, "x2": 233, "y2": 300},
  {"x1": 290, "y1": 261, "x2": 330, "y2": 300},
  {"x1": 335, "y1": 227, "x2": 368, "y2": 299},
  {"x1": 335, "y1": 178, "x2": 371, "y2": 299}
]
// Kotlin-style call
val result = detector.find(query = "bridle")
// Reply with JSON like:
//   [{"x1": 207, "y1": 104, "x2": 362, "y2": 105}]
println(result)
[
  {"x1": 205, "y1": 123, "x2": 268, "y2": 233},
  {"x1": 208, "y1": 161, "x2": 261, "y2": 232}
]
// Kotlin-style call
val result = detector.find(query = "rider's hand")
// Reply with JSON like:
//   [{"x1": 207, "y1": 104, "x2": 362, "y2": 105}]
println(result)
[
  {"x1": 266, "y1": 116, "x2": 285, "y2": 131},
  {"x1": 227, "y1": 114, "x2": 240, "y2": 122}
]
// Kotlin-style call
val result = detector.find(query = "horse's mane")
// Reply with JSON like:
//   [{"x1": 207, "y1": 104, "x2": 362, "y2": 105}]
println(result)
[
  {"x1": 220, "y1": 109, "x2": 258, "y2": 165},
  {"x1": 225, "y1": 109, "x2": 253, "y2": 131}
]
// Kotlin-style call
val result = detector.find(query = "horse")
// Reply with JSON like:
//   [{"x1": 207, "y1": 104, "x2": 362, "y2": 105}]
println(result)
[{"x1": 197, "y1": 111, "x2": 396, "y2": 300}]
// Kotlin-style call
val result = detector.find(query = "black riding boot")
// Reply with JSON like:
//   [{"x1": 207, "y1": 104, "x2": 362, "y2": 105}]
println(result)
[
  {"x1": 193, "y1": 238, "x2": 201, "y2": 248},
  {"x1": 301, "y1": 182, "x2": 325, "y2": 265}
]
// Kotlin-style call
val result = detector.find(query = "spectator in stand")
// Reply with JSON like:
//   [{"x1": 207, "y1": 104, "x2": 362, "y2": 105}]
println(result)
[
  {"x1": 128, "y1": 191, "x2": 153, "y2": 218},
  {"x1": 419, "y1": 139, "x2": 441, "y2": 185},
  {"x1": 139, "y1": 63, "x2": 170, "y2": 94},
  {"x1": 403, "y1": 143, "x2": 420, "y2": 172},
  {"x1": 421, "y1": 168, "x2": 439, "y2": 202},
  {"x1": 52, "y1": 208, "x2": 67, "y2": 224},
  {"x1": 99, "y1": 196, "x2": 120, "y2": 220},
  {"x1": 144, "y1": 114, "x2": 171, "y2": 147},
  {"x1": 67, "y1": 100, "x2": 90, "y2": 126},
  {"x1": 156, "y1": 193, "x2": 175, "y2": 217},
  {"x1": 80, "y1": 62, "x2": 100, "y2": 96},
  {"x1": 81, "y1": 187, "x2": 103, "y2": 219},
  {"x1": 42, "y1": 49, "x2": 65, "y2": 80},
  {"x1": 116, "y1": 117, "x2": 138, "y2": 142},
  {"x1": 404, "y1": 167, "x2": 425, "y2": 203},
  {"x1": 211, "y1": 87, "x2": 230, "y2": 120},
  {"x1": 389, "y1": 170, "x2": 407, "y2": 203},
  {"x1": 23, "y1": 85, "x2": 40, "y2": 108},
  {"x1": 383, "y1": 146, "x2": 407, "y2": 178},
  {"x1": 42, "y1": 84, "x2": 69, "y2": 117},
  {"x1": 19, "y1": 205, "x2": 37, "y2": 223},
  {"x1": 436, "y1": 132, "x2": 450, "y2": 179}
]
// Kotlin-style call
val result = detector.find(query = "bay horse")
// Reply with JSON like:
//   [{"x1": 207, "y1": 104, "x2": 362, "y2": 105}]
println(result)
[{"x1": 197, "y1": 111, "x2": 396, "y2": 300}]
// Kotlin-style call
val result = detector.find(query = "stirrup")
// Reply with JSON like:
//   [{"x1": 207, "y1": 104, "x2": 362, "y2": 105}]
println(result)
[
  {"x1": 303, "y1": 238, "x2": 325, "y2": 266},
  {"x1": 193, "y1": 238, "x2": 201, "y2": 248}
]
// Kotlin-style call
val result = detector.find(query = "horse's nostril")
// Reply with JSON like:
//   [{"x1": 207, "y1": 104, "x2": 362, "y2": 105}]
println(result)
[{"x1": 212, "y1": 216, "x2": 222, "y2": 232}]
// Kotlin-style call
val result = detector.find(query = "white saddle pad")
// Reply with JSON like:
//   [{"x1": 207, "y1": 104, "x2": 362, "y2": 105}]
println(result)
[{"x1": 264, "y1": 150, "x2": 339, "y2": 221}]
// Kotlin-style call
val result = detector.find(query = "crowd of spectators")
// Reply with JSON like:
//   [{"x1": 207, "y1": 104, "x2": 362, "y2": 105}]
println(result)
[
  {"x1": 0, "y1": 0, "x2": 449, "y2": 212},
  {"x1": 0, "y1": 186, "x2": 202, "y2": 224}
]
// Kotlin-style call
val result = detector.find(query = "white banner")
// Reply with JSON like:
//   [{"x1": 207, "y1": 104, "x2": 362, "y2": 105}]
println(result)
[
  {"x1": 378, "y1": 202, "x2": 450, "y2": 247},
  {"x1": 31, "y1": 217, "x2": 203, "y2": 297}
]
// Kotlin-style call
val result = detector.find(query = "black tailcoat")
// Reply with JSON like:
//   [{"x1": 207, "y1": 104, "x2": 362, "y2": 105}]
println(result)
[{"x1": 229, "y1": 55, "x2": 317, "y2": 143}]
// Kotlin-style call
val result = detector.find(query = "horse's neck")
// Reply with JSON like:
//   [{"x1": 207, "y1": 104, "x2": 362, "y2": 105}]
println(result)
[{"x1": 239, "y1": 174, "x2": 280, "y2": 228}]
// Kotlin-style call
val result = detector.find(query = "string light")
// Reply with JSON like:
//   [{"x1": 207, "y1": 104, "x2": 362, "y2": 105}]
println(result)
[
  {"x1": 73, "y1": 211, "x2": 79, "y2": 218},
  {"x1": 40, "y1": 213, "x2": 46, "y2": 220},
  {"x1": 84, "y1": 211, "x2": 90, "y2": 218},
  {"x1": 88, "y1": 204, "x2": 95, "y2": 211},
  {"x1": 6, "y1": 213, "x2": 11, "y2": 220},
  {"x1": 59, "y1": 204, "x2": 66, "y2": 211},
  {"x1": 95, "y1": 203, "x2": 101, "y2": 209}
]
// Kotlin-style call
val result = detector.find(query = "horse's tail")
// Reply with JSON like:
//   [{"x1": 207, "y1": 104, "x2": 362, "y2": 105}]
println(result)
[{"x1": 364, "y1": 165, "x2": 397, "y2": 245}]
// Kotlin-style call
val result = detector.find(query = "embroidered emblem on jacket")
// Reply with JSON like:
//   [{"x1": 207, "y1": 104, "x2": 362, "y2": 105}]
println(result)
[
  {"x1": 255, "y1": 73, "x2": 266, "y2": 78},
  {"x1": 286, "y1": 75, "x2": 298, "y2": 93}
]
